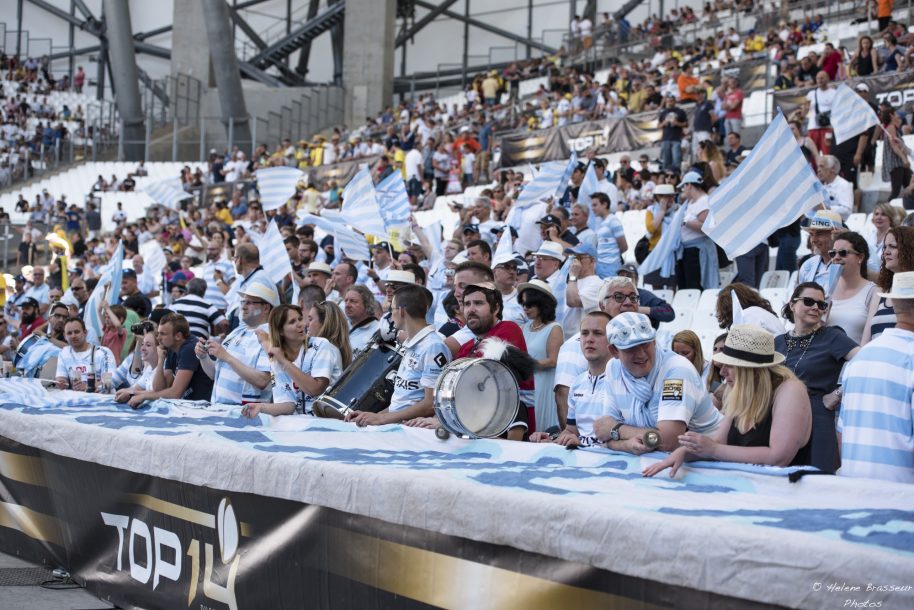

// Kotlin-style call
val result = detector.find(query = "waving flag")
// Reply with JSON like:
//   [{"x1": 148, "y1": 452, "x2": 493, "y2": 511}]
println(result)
[
  {"x1": 143, "y1": 178, "x2": 193, "y2": 209},
  {"x1": 84, "y1": 241, "x2": 124, "y2": 344},
  {"x1": 704, "y1": 113, "x2": 826, "y2": 259},
  {"x1": 576, "y1": 161, "x2": 603, "y2": 231},
  {"x1": 299, "y1": 213, "x2": 371, "y2": 261},
  {"x1": 515, "y1": 152, "x2": 578, "y2": 208},
  {"x1": 731, "y1": 289, "x2": 744, "y2": 326},
  {"x1": 638, "y1": 203, "x2": 687, "y2": 278},
  {"x1": 256, "y1": 166, "x2": 304, "y2": 211},
  {"x1": 830, "y1": 83, "x2": 880, "y2": 146},
  {"x1": 375, "y1": 171, "x2": 412, "y2": 232},
  {"x1": 492, "y1": 226, "x2": 515, "y2": 267},
  {"x1": 340, "y1": 168, "x2": 386, "y2": 236},
  {"x1": 251, "y1": 220, "x2": 293, "y2": 284}
]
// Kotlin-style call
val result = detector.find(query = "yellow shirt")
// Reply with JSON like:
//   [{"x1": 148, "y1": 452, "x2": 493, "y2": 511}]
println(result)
[{"x1": 216, "y1": 208, "x2": 233, "y2": 225}]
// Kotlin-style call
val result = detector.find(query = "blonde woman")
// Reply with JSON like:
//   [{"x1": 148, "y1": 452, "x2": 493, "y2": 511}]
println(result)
[
  {"x1": 671, "y1": 330, "x2": 709, "y2": 384},
  {"x1": 644, "y1": 325, "x2": 812, "y2": 477},
  {"x1": 307, "y1": 300, "x2": 353, "y2": 370}
]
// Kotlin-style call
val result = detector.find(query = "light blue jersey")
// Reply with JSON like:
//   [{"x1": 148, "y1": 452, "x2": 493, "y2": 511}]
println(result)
[
  {"x1": 211, "y1": 324, "x2": 272, "y2": 405},
  {"x1": 272, "y1": 336, "x2": 343, "y2": 414},
  {"x1": 596, "y1": 214, "x2": 625, "y2": 278},
  {"x1": 567, "y1": 369, "x2": 608, "y2": 445},
  {"x1": 838, "y1": 328, "x2": 914, "y2": 484},
  {"x1": 604, "y1": 349, "x2": 721, "y2": 434},
  {"x1": 389, "y1": 326, "x2": 451, "y2": 412}
]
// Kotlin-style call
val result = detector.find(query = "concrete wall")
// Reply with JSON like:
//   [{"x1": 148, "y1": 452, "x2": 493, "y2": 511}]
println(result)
[{"x1": 342, "y1": 0, "x2": 396, "y2": 125}]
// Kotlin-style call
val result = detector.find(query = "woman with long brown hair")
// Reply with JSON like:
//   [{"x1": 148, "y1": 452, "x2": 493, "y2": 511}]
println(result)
[
  {"x1": 306, "y1": 300, "x2": 352, "y2": 369},
  {"x1": 244, "y1": 304, "x2": 343, "y2": 417},
  {"x1": 862, "y1": 226, "x2": 914, "y2": 343}
]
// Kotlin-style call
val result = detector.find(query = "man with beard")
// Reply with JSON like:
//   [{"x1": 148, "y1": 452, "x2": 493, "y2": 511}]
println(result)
[
  {"x1": 454, "y1": 282, "x2": 535, "y2": 438},
  {"x1": 68, "y1": 277, "x2": 90, "y2": 317},
  {"x1": 39, "y1": 301, "x2": 69, "y2": 347},
  {"x1": 17, "y1": 298, "x2": 46, "y2": 339},
  {"x1": 442, "y1": 261, "x2": 494, "y2": 355}
]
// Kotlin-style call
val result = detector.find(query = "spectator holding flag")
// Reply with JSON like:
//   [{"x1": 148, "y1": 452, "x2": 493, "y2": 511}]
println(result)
[{"x1": 676, "y1": 170, "x2": 719, "y2": 290}]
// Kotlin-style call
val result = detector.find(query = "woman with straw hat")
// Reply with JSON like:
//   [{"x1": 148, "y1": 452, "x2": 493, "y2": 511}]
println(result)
[
  {"x1": 518, "y1": 279, "x2": 564, "y2": 432},
  {"x1": 643, "y1": 324, "x2": 812, "y2": 477}
]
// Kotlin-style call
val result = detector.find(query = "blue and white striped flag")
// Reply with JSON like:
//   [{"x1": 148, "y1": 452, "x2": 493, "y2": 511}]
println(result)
[
  {"x1": 251, "y1": 220, "x2": 292, "y2": 284},
  {"x1": 256, "y1": 166, "x2": 304, "y2": 211},
  {"x1": 824, "y1": 262, "x2": 843, "y2": 299},
  {"x1": 831, "y1": 83, "x2": 880, "y2": 146},
  {"x1": 492, "y1": 226, "x2": 514, "y2": 267},
  {"x1": 143, "y1": 178, "x2": 193, "y2": 209},
  {"x1": 515, "y1": 152, "x2": 577, "y2": 208},
  {"x1": 298, "y1": 213, "x2": 371, "y2": 261},
  {"x1": 340, "y1": 168, "x2": 386, "y2": 236},
  {"x1": 85, "y1": 241, "x2": 124, "y2": 344},
  {"x1": 577, "y1": 160, "x2": 602, "y2": 230},
  {"x1": 375, "y1": 171, "x2": 412, "y2": 232},
  {"x1": 638, "y1": 203, "x2": 687, "y2": 278},
  {"x1": 704, "y1": 113, "x2": 826, "y2": 259}
]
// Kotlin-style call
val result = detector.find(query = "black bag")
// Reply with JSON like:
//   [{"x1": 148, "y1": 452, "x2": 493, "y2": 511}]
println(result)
[
  {"x1": 634, "y1": 236, "x2": 651, "y2": 264},
  {"x1": 815, "y1": 90, "x2": 831, "y2": 128}
]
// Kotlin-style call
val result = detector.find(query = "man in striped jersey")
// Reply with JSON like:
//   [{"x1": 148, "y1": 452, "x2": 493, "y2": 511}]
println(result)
[
  {"x1": 203, "y1": 238, "x2": 235, "y2": 314},
  {"x1": 171, "y1": 278, "x2": 229, "y2": 340},
  {"x1": 838, "y1": 272, "x2": 914, "y2": 483}
]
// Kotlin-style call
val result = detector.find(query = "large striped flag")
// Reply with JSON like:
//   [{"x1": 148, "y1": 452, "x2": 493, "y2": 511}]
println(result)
[
  {"x1": 251, "y1": 220, "x2": 293, "y2": 284},
  {"x1": 638, "y1": 203, "x2": 687, "y2": 278},
  {"x1": 830, "y1": 83, "x2": 880, "y2": 146},
  {"x1": 576, "y1": 160, "x2": 602, "y2": 231},
  {"x1": 143, "y1": 178, "x2": 193, "y2": 209},
  {"x1": 256, "y1": 166, "x2": 304, "y2": 211},
  {"x1": 703, "y1": 113, "x2": 826, "y2": 260},
  {"x1": 298, "y1": 213, "x2": 371, "y2": 261},
  {"x1": 515, "y1": 152, "x2": 578, "y2": 208},
  {"x1": 340, "y1": 168, "x2": 387, "y2": 236},
  {"x1": 375, "y1": 171, "x2": 412, "y2": 232},
  {"x1": 84, "y1": 241, "x2": 124, "y2": 344}
]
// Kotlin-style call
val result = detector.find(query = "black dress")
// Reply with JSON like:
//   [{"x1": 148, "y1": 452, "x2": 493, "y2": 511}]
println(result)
[{"x1": 727, "y1": 407, "x2": 811, "y2": 467}]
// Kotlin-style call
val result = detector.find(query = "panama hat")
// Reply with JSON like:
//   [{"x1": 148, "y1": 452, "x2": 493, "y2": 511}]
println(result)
[
  {"x1": 516, "y1": 278, "x2": 557, "y2": 305},
  {"x1": 239, "y1": 280, "x2": 280, "y2": 307},
  {"x1": 531, "y1": 241, "x2": 565, "y2": 261},
  {"x1": 386, "y1": 269, "x2": 417, "y2": 285},
  {"x1": 306, "y1": 262, "x2": 333, "y2": 276},
  {"x1": 606, "y1": 312, "x2": 655, "y2": 350},
  {"x1": 879, "y1": 270, "x2": 914, "y2": 300},
  {"x1": 712, "y1": 324, "x2": 785, "y2": 368}
]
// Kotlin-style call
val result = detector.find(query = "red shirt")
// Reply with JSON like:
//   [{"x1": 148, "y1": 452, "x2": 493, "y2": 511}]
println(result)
[
  {"x1": 20, "y1": 316, "x2": 46, "y2": 340},
  {"x1": 456, "y1": 320, "x2": 534, "y2": 392}
]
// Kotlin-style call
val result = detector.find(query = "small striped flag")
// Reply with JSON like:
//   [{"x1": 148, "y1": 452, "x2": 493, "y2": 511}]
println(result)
[
  {"x1": 143, "y1": 178, "x2": 193, "y2": 209},
  {"x1": 638, "y1": 203, "x2": 687, "y2": 278},
  {"x1": 492, "y1": 226, "x2": 514, "y2": 267},
  {"x1": 299, "y1": 212, "x2": 371, "y2": 261},
  {"x1": 830, "y1": 83, "x2": 880, "y2": 146},
  {"x1": 340, "y1": 168, "x2": 387, "y2": 237},
  {"x1": 576, "y1": 160, "x2": 602, "y2": 230},
  {"x1": 84, "y1": 241, "x2": 124, "y2": 344},
  {"x1": 515, "y1": 152, "x2": 578, "y2": 208},
  {"x1": 703, "y1": 113, "x2": 826, "y2": 260},
  {"x1": 251, "y1": 220, "x2": 293, "y2": 284},
  {"x1": 256, "y1": 166, "x2": 304, "y2": 211},
  {"x1": 375, "y1": 171, "x2": 412, "y2": 233}
]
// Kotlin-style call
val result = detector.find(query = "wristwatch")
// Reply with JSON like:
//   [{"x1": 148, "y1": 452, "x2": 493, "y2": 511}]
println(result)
[
  {"x1": 609, "y1": 422, "x2": 624, "y2": 442},
  {"x1": 568, "y1": 275, "x2": 578, "y2": 282}
]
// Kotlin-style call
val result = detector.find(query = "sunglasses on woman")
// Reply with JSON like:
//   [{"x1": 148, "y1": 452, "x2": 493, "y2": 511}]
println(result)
[
  {"x1": 828, "y1": 249, "x2": 858, "y2": 258},
  {"x1": 793, "y1": 296, "x2": 829, "y2": 311}
]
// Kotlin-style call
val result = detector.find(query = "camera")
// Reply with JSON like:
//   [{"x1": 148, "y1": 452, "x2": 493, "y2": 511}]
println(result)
[{"x1": 131, "y1": 321, "x2": 155, "y2": 335}]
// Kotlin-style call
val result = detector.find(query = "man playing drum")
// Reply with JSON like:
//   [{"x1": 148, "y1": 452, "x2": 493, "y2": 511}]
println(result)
[{"x1": 347, "y1": 285, "x2": 451, "y2": 427}]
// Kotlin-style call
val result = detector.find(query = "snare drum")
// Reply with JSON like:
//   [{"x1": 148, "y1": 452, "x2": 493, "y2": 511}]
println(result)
[
  {"x1": 434, "y1": 358, "x2": 519, "y2": 438},
  {"x1": 313, "y1": 340, "x2": 402, "y2": 419}
]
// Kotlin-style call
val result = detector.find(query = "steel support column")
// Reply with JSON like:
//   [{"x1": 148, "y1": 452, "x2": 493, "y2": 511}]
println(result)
[
  {"x1": 201, "y1": 0, "x2": 252, "y2": 147},
  {"x1": 102, "y1": 0, "x2": 145, "y2": 160},
  {"x1": 295, "y1": 0, "x2": 321, "y2": 77}
]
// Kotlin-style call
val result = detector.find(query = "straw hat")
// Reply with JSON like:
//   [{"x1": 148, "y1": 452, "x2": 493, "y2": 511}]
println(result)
[
  {"x1": 307, "y1": 262, "x2": 333, "y2": 276},
  {"x1": 239, "y1": 280, "x2": 280, "y2": 307},
  {"x1": 531, "y1": 241, "x2": 565, "y2": 261},
  {"x1": 712, "y1": 324, "x2": 785, "y2": 368},
  {"x1": 386, "y1": 269, "x2": 417, "y2": 285},
  {"x1": 516, "y1": 279, "x2": 557, "y2": 305},
  {"x1": 606, "y1": 312, "x2": 655, "y2": 350},
  {"x1": 654, "y1": 183, "x2": 676, "y2": 197},
  {"x1": 879, "y1": 270, "x2": 914, "y2": 300}
]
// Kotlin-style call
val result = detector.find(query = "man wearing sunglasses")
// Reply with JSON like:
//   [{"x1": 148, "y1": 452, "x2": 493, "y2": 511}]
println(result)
[
  {"x1": 564, "y1": 243, "x2": 603, "y2": 336},
  {"x1": 798, "y1": 211, "x2": 844, "y2": 288}
]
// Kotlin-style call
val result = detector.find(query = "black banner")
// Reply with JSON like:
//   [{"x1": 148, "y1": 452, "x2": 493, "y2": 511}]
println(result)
[
  {"x1": 308, "y1": 155, "x2": 381, "y2": 187},
  {"x1": 500, "y1": 107, "x2": 696, "y2": 167},
  {"x1": 0, "y1": 435, "x2": 780, "y2": 610},
  {"x1": 772, "y1": 70, "x2": 914, "y2": 120}
]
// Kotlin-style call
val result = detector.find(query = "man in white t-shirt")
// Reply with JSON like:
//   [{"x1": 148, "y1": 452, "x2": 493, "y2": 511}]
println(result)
[
  {"x1": 55, "y1": 318, "x2": 117, "y2": 391},
  {"x1": 563, "y1": 242, "x2": 603, "y2": 337},
  {"x1": 804, "y1": 70, "x2": 836, "y2": 155}
]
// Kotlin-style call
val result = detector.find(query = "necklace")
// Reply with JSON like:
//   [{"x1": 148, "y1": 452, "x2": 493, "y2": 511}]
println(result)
[
  {"x1": 531, "y1": 320, "x2": 546, "y2": 331},
  {"x1": 784, "y1": 325, "x2": 821, "y2": 373}
]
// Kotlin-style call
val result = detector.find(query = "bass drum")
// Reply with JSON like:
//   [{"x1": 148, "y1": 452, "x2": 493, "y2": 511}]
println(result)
[
  {"x1": 13, "y1": 334, "x2": 60, "y2": 379},
  {"x1": 313, "y1": 341, "x2": 402, "y2": 419},
  {"x1": 434, "y1": 358, "x2": 519, "y2": 439}
]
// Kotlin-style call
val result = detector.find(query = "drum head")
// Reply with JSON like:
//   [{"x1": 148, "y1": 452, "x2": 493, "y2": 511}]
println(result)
[{"x1": 450, "y1": 359, "x2": 518, "y2": 438}]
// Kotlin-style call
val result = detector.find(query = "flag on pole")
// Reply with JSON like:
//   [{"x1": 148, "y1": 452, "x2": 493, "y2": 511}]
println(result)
[
  {"x1": 703, "y1": 113, "x2": 826, "y2": 260},
  {"x1": 515, "y1": 152, "x2": 578, "y2": 208},
  {"x1": 256, "y1": 166, "x2": 304, "y2": 211},
  {"x1": 298, "y1": 213, "x2": 371, "y2": 261},
  {"x1": 84, "y1": 241, "x2": 124, "y2": 344},
  {"x1": 830, "y1": 83, "x2": 881, "y2": 146},
  {"x1": 553, "y1": 151, "x2": 579, "y2": 200},
  {"x1": 576, "y1": 161, "x2": 603, "y2": 231},
  {"x1": 375, "y1": 171, "x2": 412, "y2": 232},
  {"x1": 492, "y1": 226, "x2": 515, "y2": 267},
  {"x1": 340, "y1": 168, "x2": 387, "y2": 236},
  {"x1": 251, "y1": 220, "x2": 293, "y2": 284},
  {"x1": 143, "y1": 179, "x2": 193, "y2": 209},
  {"x1": 638, "y1": 203, "x2": 687, "y2": 278}
]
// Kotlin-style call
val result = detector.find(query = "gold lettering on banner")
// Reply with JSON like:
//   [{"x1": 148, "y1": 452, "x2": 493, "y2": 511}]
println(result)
[
  {"x1": 0, "y1": 451, "x2": 47, "y2": 487},
  {"x1": 187, "y1": 539, "x2": 200, "y2": 608},
  {"x1": 203, "y1": 542, "x2": 239, "y2": 610},
  {"x1": 0, "y1": 500, "x2": 63, "y2": 546}
]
